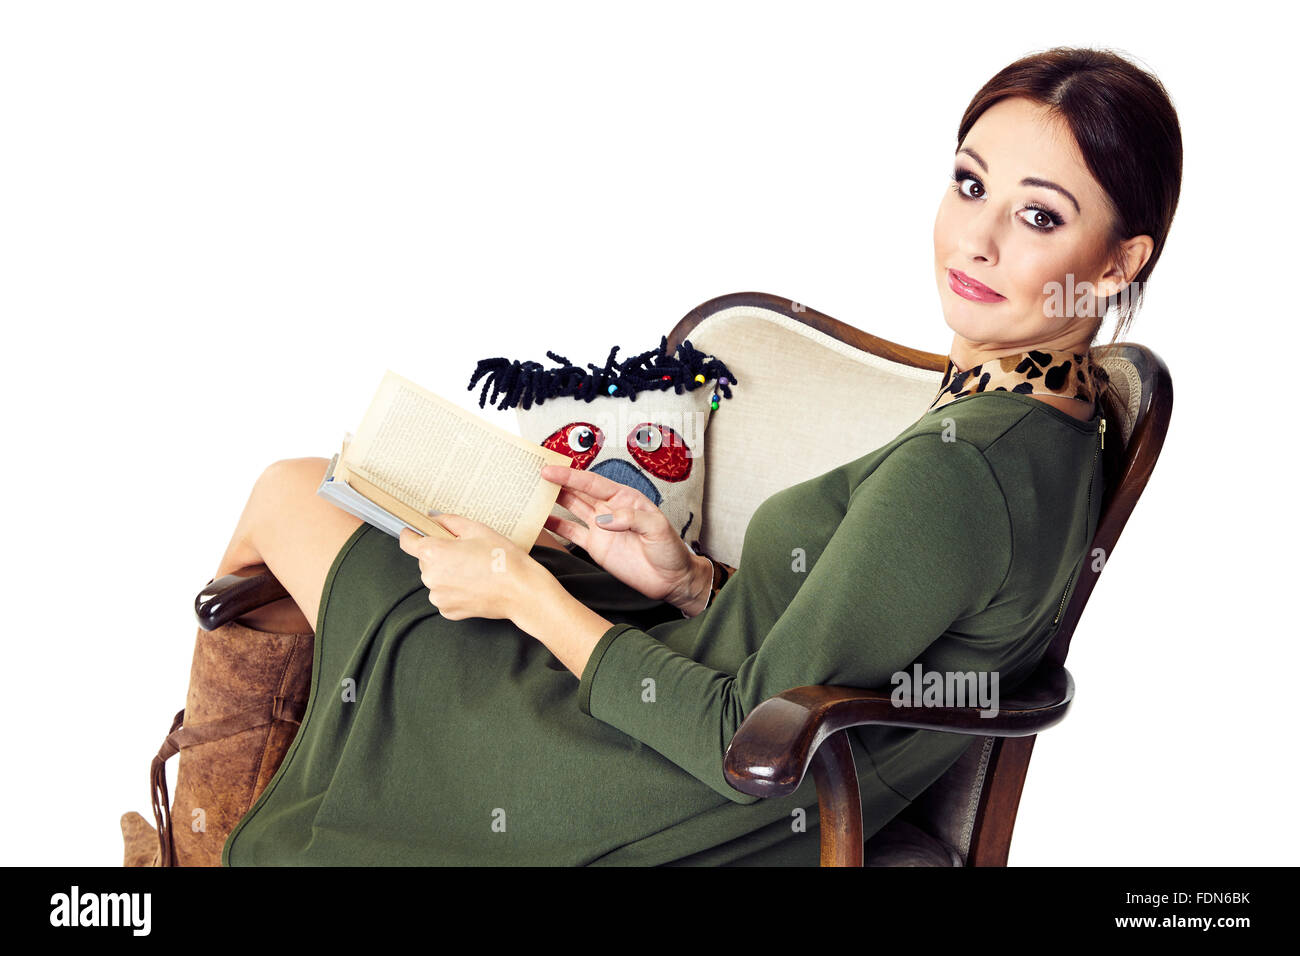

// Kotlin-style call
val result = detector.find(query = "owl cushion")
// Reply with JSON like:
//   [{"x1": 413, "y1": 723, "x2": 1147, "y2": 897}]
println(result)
[{"x1": 467, "y1": 337, "x2": 736, "y2": 552}]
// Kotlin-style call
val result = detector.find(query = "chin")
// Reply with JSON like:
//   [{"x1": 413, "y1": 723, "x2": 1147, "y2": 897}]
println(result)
[{"x1": 941, "y1": 298, "x2": 1010, "y2": 341}]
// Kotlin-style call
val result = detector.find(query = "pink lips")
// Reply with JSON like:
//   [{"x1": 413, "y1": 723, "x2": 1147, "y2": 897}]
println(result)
[{"x1": 948, "y1": 268, "x2": 1005, "y2": 303}]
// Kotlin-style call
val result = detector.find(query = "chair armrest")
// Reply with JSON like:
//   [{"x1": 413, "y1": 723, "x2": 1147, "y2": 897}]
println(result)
[
  {"x1": 194, "y1": 567, "x2": 287, "y2": 631},
  {"x1": 722, "y1": 664, "x2": 1073, "y2": 799}
]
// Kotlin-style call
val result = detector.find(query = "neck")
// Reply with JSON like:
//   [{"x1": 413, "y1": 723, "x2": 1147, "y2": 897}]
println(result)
[{"x1": 948, "y1": 338, "x2": 1094, "y2": 375}]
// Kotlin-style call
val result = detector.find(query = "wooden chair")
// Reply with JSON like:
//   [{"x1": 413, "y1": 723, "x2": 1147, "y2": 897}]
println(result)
[{"x1": 197, "y1": 290, "x2": 1174, "y2": 867}]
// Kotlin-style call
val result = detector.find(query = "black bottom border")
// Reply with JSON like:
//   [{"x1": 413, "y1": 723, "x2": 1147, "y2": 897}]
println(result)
[{"x1": 14, "y1": 864, "x2": 1286, "y2": 940}]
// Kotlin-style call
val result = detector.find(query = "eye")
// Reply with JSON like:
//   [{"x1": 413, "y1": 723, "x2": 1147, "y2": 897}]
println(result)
[
  {"x1": 631, "y1": 424, "x2": 662, "y2": 452},
  {"x1": 540, "y1": 421, "x2": 604, "y2": 469},
  {"x1": 1018, "y1": 203, "x2": 1064, "y2": 231},
  {"x1": 951, "y1": 168, "x2": 984, "y2": 200},
  {"x1": 949, "y1": 166, "x2": 1065, "y2": 232},
  {"x1": 626, "y1": 422, "x2": 693, "y2": 482},
  {"x1": 568, "y1": 425, "x2": 599, "y2": 453}
]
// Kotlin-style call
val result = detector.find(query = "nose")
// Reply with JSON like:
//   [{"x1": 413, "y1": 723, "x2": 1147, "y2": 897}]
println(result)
[{"x1": 955, "y1": 205, "x2": 999, "y2": 265}]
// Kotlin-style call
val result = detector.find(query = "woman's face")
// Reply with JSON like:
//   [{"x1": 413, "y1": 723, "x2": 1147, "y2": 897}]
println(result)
[{"x1": 933, "y1": 96, "x2": 1124, "y2": 364}]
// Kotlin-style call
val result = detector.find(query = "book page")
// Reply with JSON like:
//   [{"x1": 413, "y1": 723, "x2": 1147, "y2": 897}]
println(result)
[
  {"x1": 344, "y1": 370, "x2": 571, "y2": 553},
  {"x1": 324, "y1": 440, "x2": 452, "y2": 541}
]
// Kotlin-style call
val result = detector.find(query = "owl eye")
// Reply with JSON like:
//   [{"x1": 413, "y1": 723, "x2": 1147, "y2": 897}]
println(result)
[
  {"x1": 568, "y1": 425, "x2": 598, "y2": 453},
  {"x1": 541, "y1": 421, "x2": 604, "y2": 469},
  {"x1": 625, "y1": 421, "x2": 692, "y2": 482},
  {"x1": 631, "y1": 424, "x2": 663, "y2": 452}
]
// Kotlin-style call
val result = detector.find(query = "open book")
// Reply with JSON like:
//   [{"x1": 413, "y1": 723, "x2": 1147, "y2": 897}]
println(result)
[{"x1": 317, "y1": 369, "x2": 572, "y2": 552}]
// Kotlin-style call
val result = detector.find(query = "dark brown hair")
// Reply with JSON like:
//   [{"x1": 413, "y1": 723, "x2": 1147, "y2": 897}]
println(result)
[{"x1": 956, "y1": 47, "x2": 1183, "y2": 404}]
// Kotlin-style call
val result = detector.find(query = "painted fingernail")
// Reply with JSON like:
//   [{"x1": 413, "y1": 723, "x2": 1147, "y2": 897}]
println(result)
[
  {"x1": 427, "y1": 509, "x2": 442, "y2": 516},
  {"x1": 595, "y1": 514, "x2": 613, "y2": 524}
]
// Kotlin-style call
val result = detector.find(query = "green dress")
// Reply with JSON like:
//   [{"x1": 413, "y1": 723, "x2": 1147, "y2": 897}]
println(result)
[{"x1": 222, "y1": 390, "x2": 1105, "y2": 866}]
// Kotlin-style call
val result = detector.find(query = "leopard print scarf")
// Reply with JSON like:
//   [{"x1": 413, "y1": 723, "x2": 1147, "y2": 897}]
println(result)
[{"x1": 928, "y1": 347, "x2": 1110, "y2": 413}]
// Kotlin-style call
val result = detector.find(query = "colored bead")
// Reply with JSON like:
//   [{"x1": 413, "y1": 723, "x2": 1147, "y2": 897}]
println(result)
[
  {"x1": 661, "y1": 374, "x2": 671, "y2": 380},
  {"x1": 711, "y1": 393, "x2": 719, "y2": 402},
  {"x1": 607, "y1": 384, "x2": 617, "y2": 394},
  {"x1": 719, "y1": 376, "x2": 729, "y2": 386},
  {"x1": 694, "y1": 374, "x2": 705, "y2": 384},
  {"x1": 711, "y1": 400, "x2": 719, "y2": 410}
]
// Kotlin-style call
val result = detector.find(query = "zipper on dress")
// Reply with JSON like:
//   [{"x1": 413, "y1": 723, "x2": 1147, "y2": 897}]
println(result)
[
  {"x1": 1053, "y1": 416, "x2": 1105, "y2": 626},
  {"x1": 1051, "y1": 567, "x2": 1077, "y2": 626}
]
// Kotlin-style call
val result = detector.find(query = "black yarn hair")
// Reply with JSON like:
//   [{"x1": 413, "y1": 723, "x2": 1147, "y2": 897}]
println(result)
[{"x1": 467, "y1": 336, "x2": 737, "y2": 412}]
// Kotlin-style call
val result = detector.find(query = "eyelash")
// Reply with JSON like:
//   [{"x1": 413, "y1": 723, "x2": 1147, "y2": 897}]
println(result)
[{"x1": 949, "y1": 166, "x2": 1066, "y2": 232}]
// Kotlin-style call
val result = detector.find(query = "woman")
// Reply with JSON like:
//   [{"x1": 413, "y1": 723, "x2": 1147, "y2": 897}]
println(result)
[{"x1": 220, "y1": 46, "x2": 1182, "y2": 866}]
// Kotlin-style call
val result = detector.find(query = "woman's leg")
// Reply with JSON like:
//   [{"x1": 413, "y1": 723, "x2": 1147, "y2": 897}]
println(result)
[{"x1": 213, "y1": 457, "x2": 364, "y2": 634}]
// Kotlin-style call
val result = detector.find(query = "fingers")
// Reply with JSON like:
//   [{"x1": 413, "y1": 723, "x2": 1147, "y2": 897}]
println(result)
[
  {"x1": 399, "y1": 521, "x2": 459, "y2": 561},
  {"x1": 551, "y1": 478, "x2": 639, "y2": 521},
  {"x1": 555, "y1": 487, "x2": 600, "y2": 523},
  {"x1": 398, "y1": 526, "x2": 426, "y2": 557},
  {"x1": 553, "y1": 484, "x2": 669, "y2": 536},
  {"x1": 556, "y1": 488, "x2": 642, "y2": 530},
  {"x1": 543, "y1": 505, "x2": 633, "y2": 542},
  {"x1": 429, "y1": 512, "x2": 465, "y2": 537},
  {"x1": 543, "y1": 514, "x2": 587, "y2": 549},
  {"x1": 541, "y1": 463, "x2": 626, "y2": 503},
  {"x1": 593, "y1": 507, "x2": 658, "y2": 535}
]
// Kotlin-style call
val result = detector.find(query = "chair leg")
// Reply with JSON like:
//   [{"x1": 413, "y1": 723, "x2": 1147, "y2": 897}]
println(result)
[
  {"x1": 967, "y1": 735, "x2": 1036, "y2": 867},
  {"x1": 811, "y1": 729, "x2": 863, "y2": 866}
]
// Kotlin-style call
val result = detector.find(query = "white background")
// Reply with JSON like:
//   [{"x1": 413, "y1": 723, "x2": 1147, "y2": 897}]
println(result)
[{"x1": 2, "y1": 1, "x2": 1293, "y2": 867}]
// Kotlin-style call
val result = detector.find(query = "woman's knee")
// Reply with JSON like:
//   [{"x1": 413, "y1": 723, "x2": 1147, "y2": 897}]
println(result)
[
  {"x1": 235, "y1": 458, "x2": 330, "y2": 559},
  {"x1": 240, "y1": 456, "x2": 357, "y2": 635},
  {"x1": 262, "y1": 456, "x2": 330, "y2": 480},
  {"x1": 255, "y1": 458, "x2": 330, "y2": 503}
]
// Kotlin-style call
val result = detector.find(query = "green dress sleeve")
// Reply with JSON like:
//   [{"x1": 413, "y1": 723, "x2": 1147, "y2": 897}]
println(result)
[{"x1": 576, "y1": 434, "x2": 1014, "y2": 804}]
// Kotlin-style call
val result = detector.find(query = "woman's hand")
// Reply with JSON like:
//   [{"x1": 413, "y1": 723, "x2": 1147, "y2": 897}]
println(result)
[
  {"x1": 398, "y1": 514, "x2": 539, "y2": 621},
  {"x1": 539, "y1": 463, "x2": 709, "y2": 608}
]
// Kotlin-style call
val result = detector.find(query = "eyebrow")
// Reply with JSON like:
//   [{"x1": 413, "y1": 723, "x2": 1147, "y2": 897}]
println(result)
[{"x1": 957, "y1": 147, "x2": 1082, "y2": 215}]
